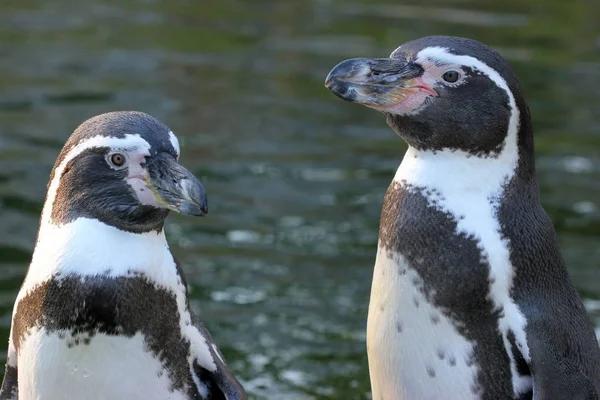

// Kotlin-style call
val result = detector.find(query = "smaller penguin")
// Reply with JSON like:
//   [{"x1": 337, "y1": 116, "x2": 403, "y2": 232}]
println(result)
[
  {"x1": 325, "y1": 36, "x2": 600, "y2": 399},
  {"x1": 0, "y1": 112, "x2": 247, "y2": 400}
]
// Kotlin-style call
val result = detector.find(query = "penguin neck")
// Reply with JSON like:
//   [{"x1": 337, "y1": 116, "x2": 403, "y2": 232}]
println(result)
[
  {"x1": 395, "y1": 144, "x2": 520, "y2": 197},
  {"x1": 25, "y1": 217, "x2": 172, "y2": 291},
  {"x1": 394, "y1": 83, "x2": 538, "y2": 192}
]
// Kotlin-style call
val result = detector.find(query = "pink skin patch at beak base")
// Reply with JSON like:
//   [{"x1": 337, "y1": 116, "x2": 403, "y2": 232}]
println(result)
[
  {"x1": 124, "y1": 153, "x2": 165, "y2": 209},
  {"x1": 126, "y1": 176, "x2": 164, "y2": 208},
  {"x1": 368, "y1": 77, "x2": 437, "y2": 115}
]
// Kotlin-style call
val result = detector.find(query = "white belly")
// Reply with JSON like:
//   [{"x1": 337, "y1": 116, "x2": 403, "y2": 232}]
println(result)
[
  {"x1": 18, "y1": 328, "x2": 189, "y2": 400},
  {"x1": 366, "y1": 249, "x2": 479, "y2": 400}
]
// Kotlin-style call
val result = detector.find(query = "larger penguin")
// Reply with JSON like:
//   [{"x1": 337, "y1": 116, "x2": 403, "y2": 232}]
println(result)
[
  {"x1": 325, "y1": 36, "x2": 600, "y2": 399},
  {"x1": 0, "y1": 112, "x2": 247, "y2": 400}
]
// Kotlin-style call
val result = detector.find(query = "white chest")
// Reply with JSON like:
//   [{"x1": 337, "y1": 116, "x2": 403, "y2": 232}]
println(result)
[
  {"x1": 11, "y1": 218, "x2": 218, "y2": 399},
  {"x1": 18, "y1": 328, "x2": 189, "y2": 400},
  {"x1": 367, "y1": 249, "x2": 479, "y2": 400},
  {"x1": 366, "y1": 147, "x2": 533, "y2": 399}
]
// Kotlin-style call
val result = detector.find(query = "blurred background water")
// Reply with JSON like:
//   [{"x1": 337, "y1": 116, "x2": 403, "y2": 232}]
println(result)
[{"x1": 0, "y1": 0, "x2": 599, "y2": 398}]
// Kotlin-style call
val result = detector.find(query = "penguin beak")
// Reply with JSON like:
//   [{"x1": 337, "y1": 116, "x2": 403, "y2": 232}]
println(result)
[
  {"x1": 324, "y1": 57, "x2": 436, "y2": 108},
  {"x1": 145, "y1": 153, "x2": 208, "y2": 216}
]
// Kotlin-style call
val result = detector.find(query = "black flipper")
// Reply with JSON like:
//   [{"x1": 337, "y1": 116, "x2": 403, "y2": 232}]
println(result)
[
  {"x1": 526, "y1": 317, "x2": 599, "y2": 400},
  {"x1": 191, "y1": 313, "x2": 247, "y2": 400},
  {"x1": 500, "y1": 185, "x2": 600, "y2": 400},
  {"x1": 0, "y1": 342, "x2": 18, "y2": 400},
  {"x1": 174, "y1": 256, "x2": 247, "y2": 400}
]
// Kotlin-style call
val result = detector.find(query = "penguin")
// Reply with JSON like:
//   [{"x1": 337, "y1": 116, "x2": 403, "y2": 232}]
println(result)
[
  {"x1": 325, "y1": 36, "x2": 600, "y2": 399},
  {"x1": 0, "y1": 111, "x2": 247, "y2": 400}
]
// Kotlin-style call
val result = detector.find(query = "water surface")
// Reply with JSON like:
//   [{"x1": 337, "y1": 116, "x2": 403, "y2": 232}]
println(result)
[{"x1": 0, "y1": 0, "x2": 599, "y2": 398}]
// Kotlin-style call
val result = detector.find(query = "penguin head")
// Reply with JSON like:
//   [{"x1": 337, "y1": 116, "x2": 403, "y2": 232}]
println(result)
[
  {"x1": 325, "y1": 36, "x2": 531, "y2": 158},
  {"x1": 43, "y1": 111, "x2": 207, "y2": 234}
]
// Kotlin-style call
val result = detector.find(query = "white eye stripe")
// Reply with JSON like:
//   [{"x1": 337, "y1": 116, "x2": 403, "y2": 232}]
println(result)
[
  {"x1": 43, "y1": 134, "x2": 151, "y2": 226},
  {"x1": 416, "y1": 47, "x2": 513, "y2": 97},
  {"x1": 415, "y1": 46, "x2": 519, "y2": 145},
  {"x1": 168, "y1": 131, "x2": 180, "y2": 158}
]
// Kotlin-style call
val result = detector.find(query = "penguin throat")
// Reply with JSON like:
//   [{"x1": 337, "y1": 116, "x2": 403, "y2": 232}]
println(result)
[
  {"x1": 396, "y1": 143, "x2": 519, "y2": 196},
  {"x1": 29, "y1": 218, "x2": 170, "y2": 289}
]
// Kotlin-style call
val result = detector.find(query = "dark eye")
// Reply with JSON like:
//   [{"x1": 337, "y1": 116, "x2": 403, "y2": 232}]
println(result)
[
  {"x1": 109, "y1": 153, "x2": 126, "y2": 167},
  {"x1": 442, "y1": 70, "x2": 460, "y2": 83}
]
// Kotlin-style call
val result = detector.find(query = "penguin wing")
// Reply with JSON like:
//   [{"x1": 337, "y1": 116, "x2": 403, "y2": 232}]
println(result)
[
  {"x1": 503, "y1": 202, "x2": 600, "y2": 399},
  {"x1": 0, "y1": 338, "x2": 18, "y2": 400},
  {"x1": 0, "y1": 364, "x2": 18, "y2": 400},
  {"x1": 173, "y1": 258, "x2": 247, "y2": 399},
  {"x1": 191, "y1": 313, "x2": 248, "y2": 400},
  {"x1": 526, "y1": 312, "x2": 599, "y2": 400}
]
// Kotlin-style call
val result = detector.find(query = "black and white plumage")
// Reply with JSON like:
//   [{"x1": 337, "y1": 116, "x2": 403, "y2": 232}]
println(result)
[
  {"x1": 326, "y1": 36, "x2": 600, "y2": 399},
  {"x1": 0, "y1": 111, "x2": 247, "y2": 400}
]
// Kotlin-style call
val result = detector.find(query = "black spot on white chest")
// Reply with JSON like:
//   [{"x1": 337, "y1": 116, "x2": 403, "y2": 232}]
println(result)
[
  {"x1": 12, "y1": 273, "x2": 207, "y2": 399},
  {"x1": 379, "y1": 182, "x2": 493, "y2": 302},
  {"x1": 374, "y1": 181, "x2": 521, "y2": 398}
]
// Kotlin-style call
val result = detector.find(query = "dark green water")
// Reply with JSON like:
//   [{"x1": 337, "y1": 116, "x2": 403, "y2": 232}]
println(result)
[{"x1": 0, "y1": 0, "x2": 599, "y2": 398}]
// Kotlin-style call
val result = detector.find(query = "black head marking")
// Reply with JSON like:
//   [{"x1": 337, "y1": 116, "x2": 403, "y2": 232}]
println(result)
[
  {"x1": 387, "y1": 36, "x2": 531, "y2": 159},
  {"x1": 58, "y1": 111, "x2": 178, "y2": 167},
  {"x1": 49, "y1": 112, "x2": 178, "y2": 184},
  {"x1": 326, "y1": 36, "x2": 535, "y2": 177},
  {"x1": 394, "y1": 36, "x2": 517, "y2": 79},
  {"x1": 51, "y1": 146, "x2": 169, "y2": 233},
  {"x1": 384, "y1": 67, "x2": 511, "y2": 157},
  {"x1": 46, "y1": 112, "x2": 184, "y2": 233}
]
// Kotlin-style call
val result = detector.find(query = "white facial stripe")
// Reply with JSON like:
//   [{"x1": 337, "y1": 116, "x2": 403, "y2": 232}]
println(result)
[
  {"x1": 413, "y1": 46, "x2": 520, "y2": 169},
  {"x1": 416, "y1": 47, "x2": 511, "y2": 91},
  {"x1": 41, "y1": 134, "x2": 151, "y2": 227},
  {"x1": 390, "y1": 45, "x2": 403, "y2": 58},
  {"x1": 168, "y1": 131, "x2": 180, "y2": 159},
  {"x1": 393, "y1": 47, "x2": 531, "y2": 396}
]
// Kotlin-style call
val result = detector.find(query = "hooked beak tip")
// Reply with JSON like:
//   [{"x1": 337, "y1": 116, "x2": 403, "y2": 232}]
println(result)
[
  {"x1": 146, "y1": 153, "x2": 209, "y2": 217},
  {"x1": 178, "y1": 179, "x2": 208, "y2": 216},
  {"x1": 325, "y1": 58, "x2": 366, "y2": 89},
  {"x1": 325, "y1": 57, "x2": 430, "y2": 107},
  {"x1": 179, "y1": 202, "x2": 208, "y2": 216}
]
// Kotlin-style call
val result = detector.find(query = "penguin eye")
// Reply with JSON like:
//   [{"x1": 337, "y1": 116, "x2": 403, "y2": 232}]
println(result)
[
  {"x1": 108, "y1": 153, "x2": 127, "y2": 168},
  {"x1": 442, "y1": 70, "x2": 461, "y2": 83}
]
